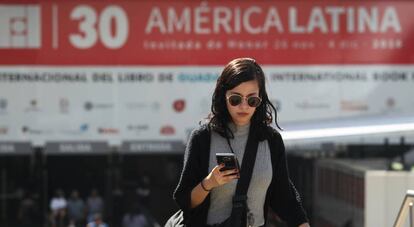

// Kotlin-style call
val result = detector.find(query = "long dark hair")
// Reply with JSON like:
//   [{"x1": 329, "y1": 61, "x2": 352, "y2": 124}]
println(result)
[{"x1": 207, "y1": 57, "x2": 281, "y2": 139}]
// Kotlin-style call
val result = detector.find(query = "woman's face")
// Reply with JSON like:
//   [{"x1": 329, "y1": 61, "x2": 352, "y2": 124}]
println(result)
[{"x1": 225, "y1": 80, "x2": 260, "y2": 126}]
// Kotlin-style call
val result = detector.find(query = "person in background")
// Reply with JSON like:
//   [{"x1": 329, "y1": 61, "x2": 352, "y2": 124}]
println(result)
[
  {"x1": 49, "y1": 189, "x2": 68, "y2": 227},
  {"x1": 86, "y1": 189, "x2": 104, "y2": 223},
  {"x1": 53, "y1": 208, "x2": 70, "y2": 227},
  {"x1": 67, "y1": 190, "x2": 85, "y2": 227},
  {"x1": 86, "y1": 213, "x2": 108, "y2": 227},
  {"x1": 122, "y1": 203, "x2": 150, "y2": 227},
  {"x1": 18, "y1": 191, "x2": 40, "y2": 227},
  {"x1": 50, "y1": 189, "x2": 67, "y2": 216}
]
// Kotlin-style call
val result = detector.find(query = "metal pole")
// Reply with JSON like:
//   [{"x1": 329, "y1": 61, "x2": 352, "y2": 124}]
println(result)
[
  {"x1": 107, "y1": 151, "x2": 113, "y2": 227},
  {"x1": 42, "y1": 149, "x2": 48, "y2": 227},
  {"x1": 410, "y1": 202, "x2": 414, "y2": 227},
  {"x1": 1, "y1": 168, "x2": 6, "y2": 224},
  {"x1": 43, "y1": 169, "x2": 48, "y2": 227},
  {"x1": 400, "y1": 137, "x2": 406, "y2": 170}
]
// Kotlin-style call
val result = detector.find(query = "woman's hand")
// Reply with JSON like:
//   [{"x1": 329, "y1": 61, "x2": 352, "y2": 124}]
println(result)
[
  {"x1": 203, "y1": 164, "x2": 239, "y2": 190},
  {"x1": 190, "y1": 164, "x2": 239, "y2": 208},
  {"x1": 298, "y1": 223, "x2": 310, "y2": 227}
]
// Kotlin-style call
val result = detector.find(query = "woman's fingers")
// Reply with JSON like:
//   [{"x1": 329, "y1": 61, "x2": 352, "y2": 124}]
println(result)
[
  {"x1": 211, "y1": 165, "x2": 239, "y2": 185},
  {"x1": 218, "y1": 175, "x2": 239, "y2": 185},
  {"x1": 223, "y1": 173, "x2": 239, "y2": 181},
  {"x1": 220, "y1": 168, "x2": 239, "y2": 176},
  {"x1": 212, "y1": 164, "x2": 223, "y2": 173},
  {"x1": 204, "y1": 165, "x2": 239, "y2": 190}
]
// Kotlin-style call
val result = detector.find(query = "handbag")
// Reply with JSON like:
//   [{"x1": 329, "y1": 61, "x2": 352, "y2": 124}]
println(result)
[
  {"x1": 165, "y1": 125, "x2": 259, "y2": 227},
  {"x1": 164, "y1": 209, "x2": 185, "y2": 227}
]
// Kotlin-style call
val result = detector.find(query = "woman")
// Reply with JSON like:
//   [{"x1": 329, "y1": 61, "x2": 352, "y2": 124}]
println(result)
[{"x1": 173, "y1": 58, "x2": 310, "y2": 227}]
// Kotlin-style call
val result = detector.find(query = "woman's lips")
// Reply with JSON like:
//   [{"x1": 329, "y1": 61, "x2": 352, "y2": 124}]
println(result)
[{"x1": 237, "y1": 112, "x2": 249, "y2": 117}]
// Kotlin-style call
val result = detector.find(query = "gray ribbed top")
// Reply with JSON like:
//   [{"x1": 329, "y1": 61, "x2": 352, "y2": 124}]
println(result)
[{"x1": 206, "y1": 123, "x2": 273, "y2": 227}]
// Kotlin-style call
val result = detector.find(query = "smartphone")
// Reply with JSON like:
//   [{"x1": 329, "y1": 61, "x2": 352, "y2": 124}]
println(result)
[{"x1": 216, "y1": 153, "x2": 240, "y2": 172}]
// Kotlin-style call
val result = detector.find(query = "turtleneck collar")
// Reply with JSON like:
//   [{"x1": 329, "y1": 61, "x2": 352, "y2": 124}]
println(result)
[{"x1": 228, "y1": 121, "x2": 250, "y2": 137}]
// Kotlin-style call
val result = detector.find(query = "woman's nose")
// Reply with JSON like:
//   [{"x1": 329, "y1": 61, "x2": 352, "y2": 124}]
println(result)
[{"x1": 239, "y1": 98, "x2": 249, "y2": 109}]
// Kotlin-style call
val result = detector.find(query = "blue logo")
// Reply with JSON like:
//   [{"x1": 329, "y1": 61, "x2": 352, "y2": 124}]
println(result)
[{"x1": 80, "y1": 124, "x2": 88, "y2": 132}]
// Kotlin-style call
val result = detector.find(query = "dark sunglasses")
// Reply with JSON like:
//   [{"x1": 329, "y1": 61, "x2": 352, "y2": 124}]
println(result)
[{"x1": 226, "y1": 94, "x2": 262, "y2": 108}]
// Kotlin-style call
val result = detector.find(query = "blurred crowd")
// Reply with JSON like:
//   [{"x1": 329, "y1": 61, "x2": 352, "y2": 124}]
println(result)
[
  {"x1": 47, "y1": 188, "x2": 159, "y2": 227},
  {"x1": 14, "y1": 187, "x2": 159, "y2": 227},
  {"x1": 49, "y1": 188, "x2": 104, "y2": 227}
]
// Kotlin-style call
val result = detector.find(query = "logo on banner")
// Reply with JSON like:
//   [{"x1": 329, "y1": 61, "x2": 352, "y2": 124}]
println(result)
[
  {"x1": 84, "y1": 102, "x2": 93, "y2": 111},
  {"x1": 98, "y1": 127, "x2": 119, "y2": 134},
  {"x1": 0, "y1": 5, "x2": 41, "y2": 48},
  {"x1": 84, "y1": 101, "x2": 113, "y2": 111},
  {"x1": 173, "y1": 99, "x2": 186, "y2": 112},
  {"x1": 59, "y1": 98, "x2": 70, "y2": 114},
  {"x1": 382, "y1": 97, "x2": 399, "y2": 113},
  {"x1": 125, "y1": 102, "x2": 160, "y2": 112},
  {"x1": 160, "y1": 125, "x2": 175, "y2": 135},
  {"x1": 295, "y1": 100, "x2": 330, "y2": 110},
  {"x1": 24, "y1": 99, "x2": 41, "y2": 112},
  {"x1": 0, "y1": 98, "x2": 7, "y2": 114},
  {"x1": 60, "y1": 124, "x2": 89, "y2": 135},
  {"x1": 21, "y1": 126, "x2": 52, "y2": 135},
  {"x1": 127, "y1": 124, "x2": 149, "y2": 134},
  {"x1": 340, "y1": 100, "x2": 369, "y2": 112},
  {"x1": 0, "y1": 127, "x2": 8, "y2": 135},
  {"x1": 386, "y1": 97, "x2": 396, "y2": 109}
]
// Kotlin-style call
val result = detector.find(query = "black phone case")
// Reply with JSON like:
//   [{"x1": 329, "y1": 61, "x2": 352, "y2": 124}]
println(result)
[{"x1": 216, "y1": 153, "x2": 240, "y2": 171}]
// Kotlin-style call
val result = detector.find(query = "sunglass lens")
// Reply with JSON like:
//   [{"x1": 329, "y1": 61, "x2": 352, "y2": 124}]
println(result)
[
  {"x1": 247, "y1": 97, "x2": 261, "y2": 107},
  {"x1": 229, "y1": 95, "x2": 242, "y2": 106}
]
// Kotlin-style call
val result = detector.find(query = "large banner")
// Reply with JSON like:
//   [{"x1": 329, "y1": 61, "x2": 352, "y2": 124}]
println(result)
[
  {"x1": 1, "y1": 1, "x2": 414, "y2": 151},
  {"x1": 0, "y1": 1, "x2": 412, "y2": 65}
]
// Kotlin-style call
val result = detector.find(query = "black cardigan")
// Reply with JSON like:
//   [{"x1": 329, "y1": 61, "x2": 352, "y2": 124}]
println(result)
[{"x1": 173, "y1": 124, "x2": 308, "y2": 227}]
